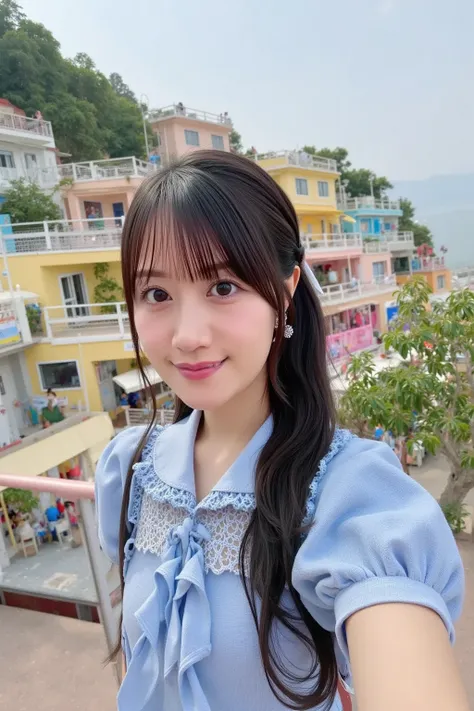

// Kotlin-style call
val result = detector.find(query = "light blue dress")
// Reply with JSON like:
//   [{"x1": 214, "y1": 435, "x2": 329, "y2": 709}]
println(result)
[{"x1": 95, "y1": 410, "x2": 464, "y2": 711}]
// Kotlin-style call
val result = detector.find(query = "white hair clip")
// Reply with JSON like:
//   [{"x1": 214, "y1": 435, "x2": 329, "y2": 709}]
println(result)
[{"x1": 302, "y1": 260, "x2": 323, "y2": 295}]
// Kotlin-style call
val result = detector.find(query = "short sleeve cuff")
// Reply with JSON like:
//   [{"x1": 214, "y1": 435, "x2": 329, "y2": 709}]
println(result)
[{"x1": 334, "y1": 576, "x2": 455, "y2": 661}]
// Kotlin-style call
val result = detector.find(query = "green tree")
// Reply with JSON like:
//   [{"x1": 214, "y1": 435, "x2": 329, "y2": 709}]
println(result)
[
  {"x1": 302, "y1": 146, "x2": 352, "y2": 174},
  {"x1": 0, "y1": 1, "x2": 146, "y2": 160},
  {"x1": 229, "y1": 129, "x2": 243, "y2": 154},
  {"x1": 302, "y1": 145, "x2": 392, "y2": 198},
  {"x1": 0, "y1": 179, "x2": 61, "y2": 222},
  {"x1": 339, "y1": 277, "x2": 474, "y2": 506},
  {"x1": 109, "y1": 72, "x2": 137, "y2": 103},
  {"x1": 2, "y1": 487, "x2": 38, "y2": 513},
  {"x1": 93, "y1": 262, "x2": 124, "y2": 313},
  {"x1": 399, "y1": 198, "x2": 434, "y2": 248},
  {"x1": 0, "y1": 0, "x2": 23, "y2": 36}
]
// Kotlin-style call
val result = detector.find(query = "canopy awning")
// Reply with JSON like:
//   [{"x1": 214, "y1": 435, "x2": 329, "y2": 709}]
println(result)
[
  {"x1": 113, "y1": 365, "x2": 163, "y2": 394},
  {"x1": 342, "y1": 214, "x2": 357, "y2": 224}
]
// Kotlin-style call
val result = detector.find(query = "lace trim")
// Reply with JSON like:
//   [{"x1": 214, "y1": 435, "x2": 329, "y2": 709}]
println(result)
[
  {"x1": 197, "y1": 490, "x2": 255, "y2": 513},
  {"x1": 134, "y1": 496, "x2": 252, "y2": 576},
  {"x1": 199, "y1": 506, "x2": 251, "y2": 575},
  {"x1": 304, "y1": 428, "x2": 355, "y2": 525}
]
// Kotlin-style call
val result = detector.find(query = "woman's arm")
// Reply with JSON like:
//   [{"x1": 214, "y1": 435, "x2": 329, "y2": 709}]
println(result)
[{"x1": 346, "y1": 602, "x2": 469, "y2": 711}]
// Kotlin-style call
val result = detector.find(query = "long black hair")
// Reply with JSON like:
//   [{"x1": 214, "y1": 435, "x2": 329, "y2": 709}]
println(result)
[{"x1": 117, "y1": 150, "x2": 338, "y2": 709}]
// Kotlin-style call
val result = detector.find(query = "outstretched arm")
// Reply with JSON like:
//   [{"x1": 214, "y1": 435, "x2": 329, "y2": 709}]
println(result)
[{"x1": 347, "y1": 602, "x2": 469, "y2": 711}]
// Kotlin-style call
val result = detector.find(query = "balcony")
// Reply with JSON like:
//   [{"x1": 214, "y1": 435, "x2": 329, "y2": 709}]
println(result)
[
  {"x1": 453, "y1": 266, "x2": 474, "y2": 289},
  {"x1": 250, "y1": 150, "x2": 338, "y2": 173},
  {"x1": 340, "y1": 196, "x2": 401, "y2": 211},
  {"x1": 57, "y1": 156, "x2": 157, "y2": 182},
  {"x1": 320, "y1": 275, "x2": 397, "y2": 306},
  {"x1": 302, "y1": 233, "x2": 363, "y2": 254},
  {"x1": 0, "y1": 166, "x2": 59, "y2": 192},
  {"x1": 412, "y1": 256, "x2": 446, "y2": 272},
  {"x1": 362, "y1": 232, "x2": 414, "y2": 253},
  {"x1": 0, "y1": 110, "x2": 54, "y2": 145},
  {"x1": 41, "y1": 302, "x2": 130, "y2": 344},
  {"x1": 1, "y1": 217, "x2": 122, "y2": 255}
]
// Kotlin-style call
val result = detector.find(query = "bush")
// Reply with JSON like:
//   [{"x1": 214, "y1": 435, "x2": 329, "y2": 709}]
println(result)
[{"x1": 441, "y1": 502, "x2": 469, "y2": 535}]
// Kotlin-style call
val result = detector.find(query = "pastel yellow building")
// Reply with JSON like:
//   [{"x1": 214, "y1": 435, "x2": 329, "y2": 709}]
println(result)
[{"x1": 251, "y1": 150, "x2": 341, "y2": 235}]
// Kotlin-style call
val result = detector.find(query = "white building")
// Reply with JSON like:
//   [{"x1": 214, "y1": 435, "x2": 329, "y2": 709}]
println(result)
[{"x1": 0, "y1": 98, "x2": 59, "y2": 202}]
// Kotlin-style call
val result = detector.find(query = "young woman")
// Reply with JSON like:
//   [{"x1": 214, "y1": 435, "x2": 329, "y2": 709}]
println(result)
[{"x1": 95, "y1": 151, "x2": 467, "y2": 711}]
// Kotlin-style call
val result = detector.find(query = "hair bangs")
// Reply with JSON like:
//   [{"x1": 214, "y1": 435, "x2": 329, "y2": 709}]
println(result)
[{"x1": 122, "y1": 166, "x2": 281, "y2": 310}]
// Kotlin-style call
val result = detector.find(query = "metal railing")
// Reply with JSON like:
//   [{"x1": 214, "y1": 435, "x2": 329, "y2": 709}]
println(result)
[
  {"x1": 43, "y1": 302, "x2": 129, "y2": 342},
  {"x1": 124, "y1": 407, "x2": 175, "y2": 427},
  {"x1": 320, "y1": 275, "x2": 397, "y2": 305},
  {"x1": 340, "y1": 197, "x2": 401, "y2": 211},
  {"x1": 148, "y1": 105, "x2": 232, "y2": 126},
  {"x1": 0, "y1": 110, "x2": 53, "y2": 138},
  {"x1": 1, "y1": 217, "x2": 123, "y2": 254},
  {"x1": 250, "y1": 150, "x2": 338, "y2": 173},
  {"x1": 301, "y1": 233, "x2": 362, "y2": 252},
  {"x1": 58, "y1": 157, "x2": 157, "y2": 182}
]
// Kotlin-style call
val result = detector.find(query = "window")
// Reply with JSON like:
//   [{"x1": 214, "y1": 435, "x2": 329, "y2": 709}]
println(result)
[
  {"x1": 184, "y1": 130, "x2": 200, "y2": 146},
  {"x1": 321, "y1": 219, "x2": 326, "y2": 234},
  {"x1": 318, "y1": 181, "x2": 329, "y2": 197},
  {"x1": 24, "y1": 153, "x2": 37, "y2": 168},
  {"x1": 0, "y1": 150, "x2": 15, "y2": 168},
  {"x1": 373, "y1": 261, "x2": 386, "y2": 278},
  {"x1": 295, "y1": 178, "x2": 308, "y2": 196},
  {"x1": 437, "y1": 275, "x2": 445, "y2": 289},
  {"x1": 211, "y1": 134, "x2": 224, "y2": 150},
  {"x1": 38, "y1": 361, "x2": 81, "y2": 390}
]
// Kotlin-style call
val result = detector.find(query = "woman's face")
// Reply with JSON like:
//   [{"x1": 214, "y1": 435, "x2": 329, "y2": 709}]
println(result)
[{"x1": 133, "y1": 263, "x2": 279, "y2": 412}]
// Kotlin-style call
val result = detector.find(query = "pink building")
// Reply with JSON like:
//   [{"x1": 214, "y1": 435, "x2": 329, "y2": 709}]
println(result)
[
  {"x1": 301, "y1": 234, "x2": 398, "y2": 361},
  {"x1": 148, "y1": 105, "x2": 232, "y2": 164}
]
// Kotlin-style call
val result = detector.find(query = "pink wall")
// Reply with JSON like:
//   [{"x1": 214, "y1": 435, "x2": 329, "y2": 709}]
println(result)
[
  {"x1": 327, "y1": 325, "x2": 374, "y2": 360},
  {"x1": 154, "y1": 117, "x2": 231, "y2": 160},
  {"x1": 65, "y1": 189, "x2": 136, "y2": 220},
  {"x1": 358, "y1": 254, "x2": 392, "y2": 282}
]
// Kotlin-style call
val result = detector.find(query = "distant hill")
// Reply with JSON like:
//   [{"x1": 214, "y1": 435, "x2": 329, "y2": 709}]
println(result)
[{"x1": 390, "y1": 174, "x2": 474, "y2": 269}]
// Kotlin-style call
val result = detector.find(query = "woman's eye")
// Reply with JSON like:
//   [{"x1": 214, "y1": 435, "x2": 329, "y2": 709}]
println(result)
[
  {"x1": 144, "y1": 288, "x2": 169, "y2": 304},
  {"x1": 210, "y1": 281, "x2": 238, "y2": 297}
]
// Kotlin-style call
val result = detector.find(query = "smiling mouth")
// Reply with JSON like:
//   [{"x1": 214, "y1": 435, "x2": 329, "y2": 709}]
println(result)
[{"x1": 174, "y1": 360, "x2": 226, "y2": 380}]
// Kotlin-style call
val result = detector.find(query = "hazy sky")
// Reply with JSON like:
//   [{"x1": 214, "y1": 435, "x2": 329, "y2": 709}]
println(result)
[{"x1": 18, "y1": 0, "x2": 474, "y2": 181}]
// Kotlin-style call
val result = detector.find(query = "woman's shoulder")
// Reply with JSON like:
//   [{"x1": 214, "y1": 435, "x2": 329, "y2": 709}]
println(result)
[{"x1": 95, "y1": 425, "x2": 163, "y2": 563}]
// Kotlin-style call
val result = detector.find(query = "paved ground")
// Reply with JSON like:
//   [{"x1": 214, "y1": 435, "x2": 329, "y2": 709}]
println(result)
[{"x1": 0, "y1": 606, "x2": 118, "y2": 711}]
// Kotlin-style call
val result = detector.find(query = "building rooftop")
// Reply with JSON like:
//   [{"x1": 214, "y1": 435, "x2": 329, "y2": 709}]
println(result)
[
  {"x1": 250, "y1": 150, "x2": 338, "y2": 174},
  {"x1": 148, "y1": 104, "x2": 232, "y2": 127}
]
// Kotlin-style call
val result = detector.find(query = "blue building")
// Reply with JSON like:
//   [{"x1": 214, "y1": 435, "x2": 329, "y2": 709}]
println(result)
[{"x1": 341, "y1": 196, "x2": 403, "y2": 238}]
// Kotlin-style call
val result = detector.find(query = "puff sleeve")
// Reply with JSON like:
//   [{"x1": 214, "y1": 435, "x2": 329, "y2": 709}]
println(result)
[
  {"x1": 94, "y1": 426, "x2": 147, "y2": 564},
  {"x1": 292, "y1": 437, "x2": 465, "y2": 670}
]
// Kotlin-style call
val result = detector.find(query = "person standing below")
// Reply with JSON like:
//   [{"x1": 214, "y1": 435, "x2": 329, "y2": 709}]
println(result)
[{"x1": 41, "y1": 390, "x2": 64, "y2": 428}]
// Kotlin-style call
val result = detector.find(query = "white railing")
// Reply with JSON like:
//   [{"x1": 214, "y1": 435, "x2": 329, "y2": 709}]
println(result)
[
  {"x1": 301, "y1": 233, "x2": 362, "y2": 252},
  {"x1": 148, "y1": 105, "x2": 232, "y2": 126},
  {"x1": 412, "y1": 256, "x2": 446, "y2": 272},
  {"x1": 320, "y1": 275, "x2": 397, "y2": 305},
  {"x1": 452, "y1": 266, "x2": 474, "y2": 288},
  {"x1": 1, "y1": 217, "x2": 123, "y2": 254},
  {"x1": 362, "y1": 240, "x2": 390, "y2": 254},
  {"x1": 43, "y1": 302, "x2": 129, "y2": 342},
  {"x1": 0, "y1": 110, "x2": 53, "y2": 138},
  {"x1": 125, "y1": 407, "x2": 175, "y2": 427},
  {"x1": 0, "y1": 166, "x2": 58, "y2": 189},
  {"x1": 250, "y1": 150, "x2": 338, "y2": 173},
  {"x1": 341, "y1": 197, "x2": 401, "y2": 211},
  {"x1": 384, "y1": 231, "x2": 414, "y2": 244},
  {"x1": 58, "y1": 157, "x2": 157, "y2": 182}
]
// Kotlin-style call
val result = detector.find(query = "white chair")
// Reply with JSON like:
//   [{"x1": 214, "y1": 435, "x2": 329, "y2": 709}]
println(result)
[
  {"x1": 54, "y1": 519, "x2": 71, "y2": 546},
  {"x1": 19, "y1": 522, "x2": 39, "y2": 557}
]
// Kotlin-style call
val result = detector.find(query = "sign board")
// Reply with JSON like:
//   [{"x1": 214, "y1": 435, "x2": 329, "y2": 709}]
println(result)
[{"x1": 0, "y1": 309, "x2": 21, "y2": 346}]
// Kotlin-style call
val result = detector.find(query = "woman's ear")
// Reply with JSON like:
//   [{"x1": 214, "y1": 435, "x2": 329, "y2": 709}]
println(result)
[{"x1": 285, "y1": 265, "x2": 301, "y2": 305}]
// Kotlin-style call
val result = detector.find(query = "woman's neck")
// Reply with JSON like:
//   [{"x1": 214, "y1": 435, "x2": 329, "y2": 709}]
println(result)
[{"x1": 199, "y1": 371, "x2": 270, "y2": 448}]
